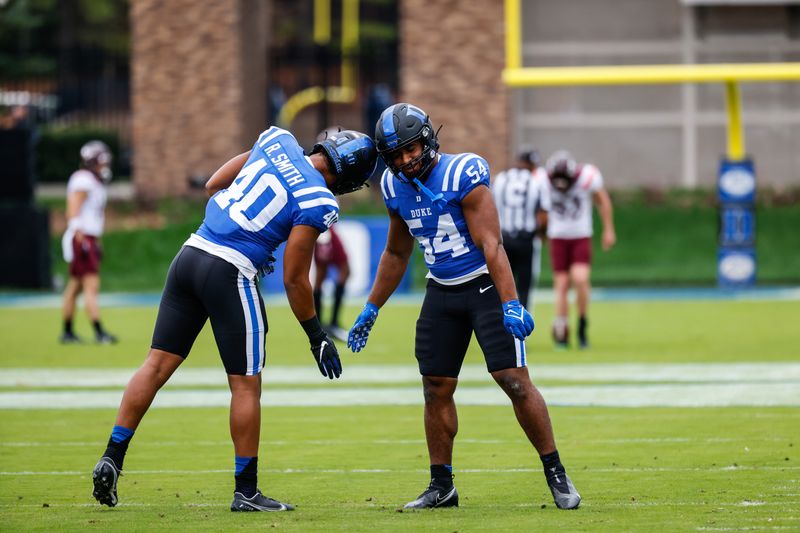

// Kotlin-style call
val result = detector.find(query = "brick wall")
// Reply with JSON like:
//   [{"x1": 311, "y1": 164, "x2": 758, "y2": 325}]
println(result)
[
  {"x1": 130, "y1": 0, "x2": 269, "y2": 199},
  {"x1": 399, "y1": 0, "x2": 510, "y2": 175}
]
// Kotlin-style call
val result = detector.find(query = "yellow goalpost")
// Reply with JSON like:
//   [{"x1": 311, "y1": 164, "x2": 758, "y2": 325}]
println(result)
[{"x1": 502, "y1": 0, "x2": 800, "y2": 160}]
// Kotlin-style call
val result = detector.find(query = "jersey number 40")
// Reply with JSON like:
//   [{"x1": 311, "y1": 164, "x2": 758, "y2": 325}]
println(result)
[{"x1": 214, "y1": 158, "x2": 288, "y2": 232}]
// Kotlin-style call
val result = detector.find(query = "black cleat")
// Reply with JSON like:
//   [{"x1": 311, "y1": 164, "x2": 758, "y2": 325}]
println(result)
[
  {"x1": 95, "y1": 332, "x2": 118, "y2": 345},
  {"x1": 231, "y1": 490, "x2": 295, "y2": 512},
  {"x1": 92, "y1": 457, "x2": 120, "y2": 507},
  {"x1": 59, "y1": 332, "x2": 84, "y2": 344},
  {"x1": 403, "y1": 482, "x2": 459, "y2": 509},
  {"x1": 546, "y1": 468, "x2": 581, "y2": 509}
]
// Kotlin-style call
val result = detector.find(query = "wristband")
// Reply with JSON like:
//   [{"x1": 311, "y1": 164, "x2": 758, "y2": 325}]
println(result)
[
  {"x1": 300, "y1": 316, "x2": 326, "y2": 344},
  {"x1": 67, "y1": 218, "x2": 81, "y2": 231}
]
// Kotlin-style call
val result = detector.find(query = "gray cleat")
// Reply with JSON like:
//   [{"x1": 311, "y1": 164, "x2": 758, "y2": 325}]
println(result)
[
  {"x1": 404, "y1": 483, "x2": 459, "y2": 509},
  {"x1": 546, "y1": 468, "x2": 581, "y2": 509},
  {"x1": 231, "y1": 490, "x2": 295, "y2": 512}
]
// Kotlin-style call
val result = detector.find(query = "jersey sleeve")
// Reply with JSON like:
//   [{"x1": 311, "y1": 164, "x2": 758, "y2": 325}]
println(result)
[
  {"x1": 379, "y1": 168, "x2": 400, "y2": 215},
  {"x1": 292, "y1": 186, "x2": 340, "y2": 232},
  {"x1": 66, "y1": 170, "x2": 96, "y2": 193},
  {"x1": 579, "y1": 164, "x2": 604, "y2": 192},
  {"x1": 453, "y1": 154, "x2": 491, "y2": 201}
]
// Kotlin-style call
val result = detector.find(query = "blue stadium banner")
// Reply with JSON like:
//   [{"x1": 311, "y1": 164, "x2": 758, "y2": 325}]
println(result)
[
  {"x1": 259, "y1": 216, "x2": 411, "y2": 296},
  {"x1": 718, "y1": 158, "x2": 756, "y2": 204},
  {"x1": 717, "y1": 248, "x2": 756, "y2": 288},
  {"x1": 717, "y1": 157, "x2": 756, "y2": 287},
  {"x1": 719, "y1": 205, "x2": 755, "y2": 247}
]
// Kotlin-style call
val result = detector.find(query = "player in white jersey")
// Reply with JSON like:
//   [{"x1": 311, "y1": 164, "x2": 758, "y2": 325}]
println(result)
[
  {"x1": 491, "y1": 150, "x2": 549, "y2": 307},
  {"x1": 90, "y1": 127, "x2": 377, "y2": 512},
  {"x1": 59, "y1": 140, "x2": 117, "y2": 344},
  {"x1": 348, "y1": 103, "x2": 580, "y2": 511},
  {"x1": 544, "y1": 150, "x2": 616, "y2": 349}
]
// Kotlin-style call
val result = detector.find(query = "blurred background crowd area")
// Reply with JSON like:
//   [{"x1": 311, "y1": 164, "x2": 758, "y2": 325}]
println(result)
[{"x1": 1, "y1": 0, "x2": 799, "y2": 290}]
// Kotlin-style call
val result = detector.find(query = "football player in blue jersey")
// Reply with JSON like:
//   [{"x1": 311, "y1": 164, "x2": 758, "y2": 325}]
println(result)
[
  {"x1": 91, "y1": 127, "x2": 377, "y2": 512},
  {"x1": 348, "y1": 103, "x2": 581, "y2": 510}
]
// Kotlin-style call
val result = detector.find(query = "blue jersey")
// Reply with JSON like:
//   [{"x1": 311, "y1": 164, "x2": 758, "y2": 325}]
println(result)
[
  {"x1": 190, "y1": 127, "x2": 339, "y2": 278},
  {"x1": 380, "y1": 152, "x2": 491, "y2": 284}
]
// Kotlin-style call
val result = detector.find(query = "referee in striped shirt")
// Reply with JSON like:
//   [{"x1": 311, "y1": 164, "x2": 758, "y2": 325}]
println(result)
[{"x1": 491, "y1": 150, "x2": 549, "y2": 308}]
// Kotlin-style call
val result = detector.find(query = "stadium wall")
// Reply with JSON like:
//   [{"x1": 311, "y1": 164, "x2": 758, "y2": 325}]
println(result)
[
  {"x1": 130, "y1": 0, "x2": 270, "y2": 200},
  {"x1": 399, "y1": 0, "x2": 511, "y2": 174},
  {"x1": 128, "y1": 1, "x2": 799, "y2": 197}
]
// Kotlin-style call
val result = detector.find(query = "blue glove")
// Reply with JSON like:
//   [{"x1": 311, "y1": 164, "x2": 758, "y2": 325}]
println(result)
[
  {"x1": 347, "y1": 302, "x2": 379, "y2": 353},
  {"x1": 502, "y1": 299, "x2": 535, "y2": 340}
]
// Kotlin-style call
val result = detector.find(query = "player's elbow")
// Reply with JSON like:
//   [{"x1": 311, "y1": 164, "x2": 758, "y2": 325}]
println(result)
[
  {"x1": 205, "y1": 181, "x2": 219, "y2": 197},
  {"x1": 479, "y1": 236, "x2": 502, "y2": 257},
  {"x1": 283, "y1": 275, "x2": 306, "y2": 295}
]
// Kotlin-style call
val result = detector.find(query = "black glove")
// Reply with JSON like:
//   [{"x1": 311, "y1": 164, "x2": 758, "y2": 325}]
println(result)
[
  {"x1": 310, "y1": 332, "x2": 342, "y2": 379},
  {"x1": 301, "y1": 317, "x2": 342, "y2": 379}
]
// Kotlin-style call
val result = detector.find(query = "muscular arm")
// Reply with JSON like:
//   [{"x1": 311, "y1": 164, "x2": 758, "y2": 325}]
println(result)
[
  {"x1": 283, "y1": 224, "x2": 322, "y2": 322},
  {"x1": 365, "y1": 210, "x2": 415, "y2": 308},
  {"x1": 463, "y1": 185, "x2": 519, "y2": 303},
  {"x1": 205, "y1": 151, "x2": 250, "y2": 197},
  {"x1": 593, "y1": 188, "x2": 616, "y2": 250}
]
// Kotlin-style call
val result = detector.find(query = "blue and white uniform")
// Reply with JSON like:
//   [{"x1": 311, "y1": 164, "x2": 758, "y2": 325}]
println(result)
[
  {"x1": 380, "y1": 152, "x2": 490, "y2": 285},
  {"x1": 152, "y1": 127, "x2": 338, "y2": 376},
  {"x1": 380, "y1": 153, "x2": 526, "y2": 377},
  {"x1": 187, "y1": 127, "x2": 339, "y2": 279}
]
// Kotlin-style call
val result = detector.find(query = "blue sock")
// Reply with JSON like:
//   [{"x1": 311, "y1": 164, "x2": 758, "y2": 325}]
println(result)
[
  {"x1": 104, "y1": 425, "x2": 134, "y2": 470},
  {"x1": 111, "y1": 425, "x2": 134, "y2": 443},
  {"x1": 235, "y1": 456, "x2": 258, "y2": 498}
]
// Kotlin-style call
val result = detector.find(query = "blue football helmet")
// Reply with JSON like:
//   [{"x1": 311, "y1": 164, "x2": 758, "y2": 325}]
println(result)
[
  {"x1": 374, "y1": 103, "x2": 439, "y2": 182},
  {"x1": 311, "y1": 130, "x2": 378, "y2": 195}
]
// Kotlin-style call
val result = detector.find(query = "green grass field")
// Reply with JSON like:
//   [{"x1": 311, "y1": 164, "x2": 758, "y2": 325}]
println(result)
[{"x1": 1, "y1": 297, "x2": 799, "y2": 531}]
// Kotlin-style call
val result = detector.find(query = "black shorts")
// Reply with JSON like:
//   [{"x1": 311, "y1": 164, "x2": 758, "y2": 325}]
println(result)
[
  {"x1": 151, "y1": 246, "x2": 268, "y2": 376},
  {"x1": 415, "y1": 274, "x2": 527, "y2": 377}
]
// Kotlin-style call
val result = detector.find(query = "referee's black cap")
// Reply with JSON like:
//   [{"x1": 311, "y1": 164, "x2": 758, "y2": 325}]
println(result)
[{"x1": 518, "y1": 150, "x2": 541, "y2": 166}]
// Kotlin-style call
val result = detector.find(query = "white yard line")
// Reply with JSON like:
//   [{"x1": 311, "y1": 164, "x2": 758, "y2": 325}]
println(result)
[
  {"x1": 1, "y1": 465, "x2": 798, "y2": 476},
  {"x1": 0, "y1": 436, "x2": 793, "y2": 447},
  {"x1": 3, "y1": 362, "x2": 800, "y2": 387},
  {"x1": 1, "y1": 382, "x2": 799, "y2": 409}
]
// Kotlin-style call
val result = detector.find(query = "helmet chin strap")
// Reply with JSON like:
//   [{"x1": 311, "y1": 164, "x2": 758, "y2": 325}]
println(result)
[{"x1": 409, "y1": 176, "x2": 446, "y2": 212}]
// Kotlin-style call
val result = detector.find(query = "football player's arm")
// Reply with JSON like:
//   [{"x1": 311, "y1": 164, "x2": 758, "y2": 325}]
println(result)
[
  {"x1": 366, "y1": 210, "x2": 415, "y2": 308},
  {"x1": 283, "y1": 224, "x2": 321, "y2": 321},
  {"x1": 205, "y1": 151, "x2": 250, "y2": 197},
  {"x1": 65, "y1": 190, "x2": 88, "y2": 242},
  {"x1": 593, "y1": 188, "x2": 616, "y2": 251},
  {"x1": 462, "y1": 185, "x2": 518, "y2": 303},
  {"x1": 285, "y1": 223, "x2": 342, "y2": 379}
]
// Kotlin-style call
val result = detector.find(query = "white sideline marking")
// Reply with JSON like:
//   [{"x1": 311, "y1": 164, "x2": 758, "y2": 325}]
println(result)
[
  {"x1": 0, "y1": 435, "x2": 793, "y2": 447},
  {"x1": 2, "y1": 465, "x2": 798, "y2": 476},
  {"x1": 3, "y1": 362, "x2": 800, "y2": 387},
  {"x1": 1, "y1": 435, "x2": 794, "y2": 448},
  {"x1": 1, "y1": 382, "x2": 799, "y2": 408}
]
